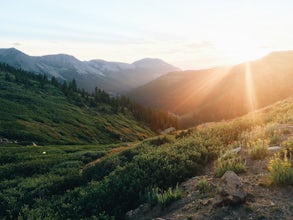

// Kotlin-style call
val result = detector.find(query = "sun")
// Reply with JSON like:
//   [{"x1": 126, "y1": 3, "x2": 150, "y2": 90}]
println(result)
[{"x1": 214, "y1": 35, "x2": 269, "y2": 64}]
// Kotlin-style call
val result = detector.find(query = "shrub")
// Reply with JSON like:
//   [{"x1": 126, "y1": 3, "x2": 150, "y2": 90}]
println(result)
[
  {"x1": 282, "y1": 137, "x2": 293, "y2": 148},
  {"x1": 239, "y1": 126, "x2": 265, "y2": 147},
  {"x1": 143, "y1": 184, "x2": 182, "y2": 208},
  {"x1": 148, "y1": 135, "x2": 173, "y2": 146},
  {"x1": 268, "y1": 151, "x2": 293, "y2": 185},
  {"x1": 142, "y1": 186, "x2": 159, "y2": 207},
  {"x1": 249, "y1": 139, "x2": 269, "y2": 160},
  {"x1": 215, "y1": 156, "x2": 246, "y2": 178},
  {"x1": 198, "y1": 176, "x2": 208, "y2": 193},
  {"x1": 269, "y1": 130, "x2": 282, "y2": 145}
]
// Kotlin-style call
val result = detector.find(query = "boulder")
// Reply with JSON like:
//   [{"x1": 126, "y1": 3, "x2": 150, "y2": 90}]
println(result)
[
  {"x1": 214, "y1": 171, "x2": 246, "y2": 206},
  {"x1": 125, "y1": 203, "x2": 151, "y2": 220},
  {"x1": 268, "y1": 146, "x2": 282, "y2": 151}
]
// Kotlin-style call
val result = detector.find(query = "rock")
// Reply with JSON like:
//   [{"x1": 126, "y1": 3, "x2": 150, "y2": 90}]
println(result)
[
  {"x1": 268, "y1": 146, "x2": 282, "y2": 151},
  {"x1": 214, "y1": 171, "x2": 246, "y2": 206},
  {"x1": 200, "y1": 198, "x2": 212, "y2": 206},
  {"x1": 231, "y1": 147, "x2": 241, "y2": 154},
  {"x1": 161, "y1": 127, "x2": 176, "y2": 134},
  {"x1": 221, "y1": 147, "x2": 241, "y2": 159},
  {"x1": 125, "y1": 203, "x2": 151, "y2": 220}
]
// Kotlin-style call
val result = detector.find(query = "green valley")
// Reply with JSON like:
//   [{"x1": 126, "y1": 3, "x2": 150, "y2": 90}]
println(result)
[
  {"x1": 1, "y1": 69, "x2": 293, "y2": 219},
  {"x1": 0, "y1": 63, "x2": 178, "y2": 145}
]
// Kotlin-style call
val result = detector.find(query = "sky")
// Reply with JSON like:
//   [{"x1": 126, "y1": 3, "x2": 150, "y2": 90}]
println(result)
[{"x1": 1, "y1": 0, "x2": 293, "y2": 69}]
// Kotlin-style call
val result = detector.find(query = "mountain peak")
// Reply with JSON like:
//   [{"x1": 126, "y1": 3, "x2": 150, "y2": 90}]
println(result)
[
  {"x1": 0, "y1": 47, "x2": 26, "y2": 56},
  {"x1": 132, "y1": 58, "x2": 178, "y2": 69},
  {"x1": 41, "y1": 53, "x2": 79, "y2": 62}
]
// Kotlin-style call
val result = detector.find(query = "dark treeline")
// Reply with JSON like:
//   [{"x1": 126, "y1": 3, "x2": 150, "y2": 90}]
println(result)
[{"x1": 0, "y1": 63, "x2": 178, "y2": 131}]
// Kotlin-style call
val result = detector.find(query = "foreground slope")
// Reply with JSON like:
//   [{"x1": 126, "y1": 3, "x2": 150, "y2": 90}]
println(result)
[
  {"x1": 1, "y1": 96, "x2": 291, "y2": 219},
  {"x1": 0, "y1": 48, "x2": 179, "y2": 93},
  {"x1": 0, "y1": 63, "x2": 156, "y2": 145},
  {"x1": 126, "y1": 98, "x2": 293, "y2": 220},
  {"x1": 129, "y1": 51, "x2": 293, "y2": 127}
]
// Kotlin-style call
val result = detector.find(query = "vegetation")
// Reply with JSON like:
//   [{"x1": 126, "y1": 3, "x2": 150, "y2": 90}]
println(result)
[
  {"x1": 142, "y1": 184, "x2": 182, "y2": 208},
  {"x1": 198, "y1": 176, "x2": 208, "y2": 193},
  {"x1": 215, "y1": 155, "x2": 247, "y2": 178},
  {"x1": 248, "y1": 139, "x2": 269, "y2": 160},
  {"x1": 0, "y1": 117, "x2": 255, "y2": 219},
  {"x1": 0, "y1": 143, "x2": 118, "y2": 220},
  {"x1": 268, "y1": 150, "x2": 293, "y2": 185},
  {"x1": 0, "y1": 63, "x2": 178, "y2": 145},
  {"x1": 0, "y1": 62, "x2": 293, "y2": 219}
]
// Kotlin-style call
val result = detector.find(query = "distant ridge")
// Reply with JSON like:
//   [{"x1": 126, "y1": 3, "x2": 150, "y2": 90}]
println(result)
[
  {"x1": 128, "y1": 51, "x2": 293, "y2": 127},
  {"x1": 0, "y1": 48, "x2": 179, "y2": 93}
]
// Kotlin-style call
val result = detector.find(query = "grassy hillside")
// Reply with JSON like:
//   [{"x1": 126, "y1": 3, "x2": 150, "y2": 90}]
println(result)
[
  {"x1": 0, "y1": 63, "x2": 157, "y2": 145},
  {"x1": 128, "y1": 51, "x2": 293, "y2": 127},
  {"x1": 1, "y1": 96, "x2": 292, "y2": 219}
]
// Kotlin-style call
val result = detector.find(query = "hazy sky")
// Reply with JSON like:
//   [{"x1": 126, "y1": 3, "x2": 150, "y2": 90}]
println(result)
[{"x1": 1, "y1": 0, "x2": 293, "y2": 69}]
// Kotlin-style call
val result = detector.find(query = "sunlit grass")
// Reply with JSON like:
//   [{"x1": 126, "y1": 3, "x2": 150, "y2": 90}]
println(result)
[
  {"x1": 248, "y1": 139, "x2": 269, "y2": 160},
  {"x1": 268, "y1": 151, "x2": 293, "y2": 185},
  {"x1": 215, "y1": 153, "x2": 247, "y2": 177}
]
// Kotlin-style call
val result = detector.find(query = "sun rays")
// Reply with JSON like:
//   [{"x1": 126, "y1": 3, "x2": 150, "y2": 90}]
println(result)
[
  {"x1": 172, "y1": 66, "x2": 232, "y2": 113},
  {"x1": 171, "y1": 62, "x2": 261, "y2": 122},
  {"x1": 245, "y1": 62, "x2": 258, "y2": 118}
]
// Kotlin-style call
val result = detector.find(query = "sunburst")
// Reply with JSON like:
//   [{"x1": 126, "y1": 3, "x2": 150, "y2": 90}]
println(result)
[{"x1": 245, "y1": 62, "x2": 258, "y2": 118}]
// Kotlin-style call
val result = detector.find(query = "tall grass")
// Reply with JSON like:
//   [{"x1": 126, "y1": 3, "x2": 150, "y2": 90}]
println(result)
[
  {"x1": 215, "y1": 154, "x2": 246, "y2": 178},
  {"x1": 142, "y1": 184, "x2": 182, "y2": 208},
  {"x1": 268, "y1": 150, "x2": 293, "y2": 185},
  {"x1": 198, "y1": 176, "x2": 208, "y2": 193},
  {"x1": 248, "y1": 139, "x2": 269, "y2": 160}
]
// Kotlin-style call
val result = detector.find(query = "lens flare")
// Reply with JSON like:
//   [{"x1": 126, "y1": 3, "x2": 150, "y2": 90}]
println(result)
[{"x1": 245, "y1": 62, "x2": 258, "y2": 118}]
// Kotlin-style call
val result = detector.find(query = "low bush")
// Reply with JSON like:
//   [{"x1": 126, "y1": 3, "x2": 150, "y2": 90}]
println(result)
[
  {"x1": 249, "y1": 139, "x2": 269, "y2": 160},
  {"x1": 142, "y1": 184, "x2": 182, "y2": 208},
  {"x1": 148, "y1": 135, "x2": 173, "y2": 146},
  {"x1": 268, "y1": 151, "x2": 293, "y2": 185},
  {"x1": 198, "y1": 176, "x2": 208, "y2": 193},
  {"x1": 215, "y1": 155, "x2": 246, "y2": 178}
]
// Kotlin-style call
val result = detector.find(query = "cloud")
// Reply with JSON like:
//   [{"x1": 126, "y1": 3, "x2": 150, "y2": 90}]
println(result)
[
  {"x1": 186, "y1": 41, "x2": 214, "y2": 51},
  {"x1": 13, "y1": 42, "x2": 22, "y2": 46}
]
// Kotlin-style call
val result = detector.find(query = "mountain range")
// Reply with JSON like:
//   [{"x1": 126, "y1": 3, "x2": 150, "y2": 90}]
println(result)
[
  {"x1": 2, "y1": 48, "x2": 293, "y2": 128},
  {"x1": 128, "y1": 51, "x2": 293, "y2": 127},
  {"x1": 0, "y1": 48, "x2": 179, "y2": 93}
]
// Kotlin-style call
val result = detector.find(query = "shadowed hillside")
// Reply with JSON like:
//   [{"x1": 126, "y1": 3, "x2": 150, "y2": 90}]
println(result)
[{"x1": 129, "y1": 51, "x2": 293, "y2": 127}]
